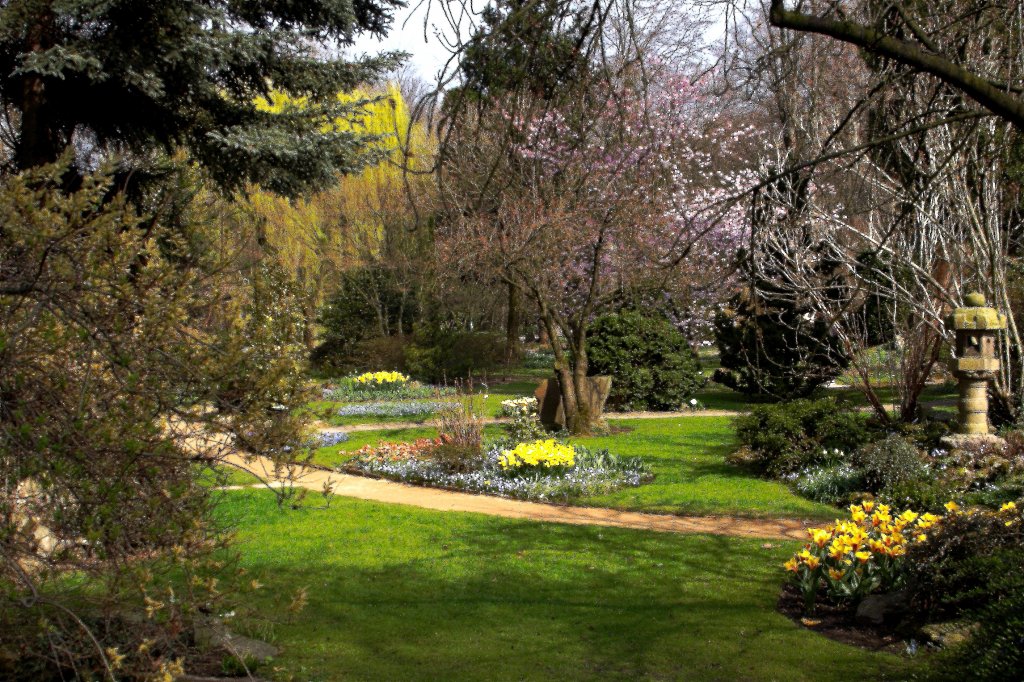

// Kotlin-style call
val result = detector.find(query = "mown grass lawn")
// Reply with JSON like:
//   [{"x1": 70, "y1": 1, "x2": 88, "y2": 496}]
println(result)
[
  {"x1": 580, "y1": 417, "x2": 837, "y2": 519},
  {"x1": 219, "y1": 490, "x2": 914, "y2": 682},
  {"x1": 310, "y1": 417, "x2": 837, "y2": 520}
]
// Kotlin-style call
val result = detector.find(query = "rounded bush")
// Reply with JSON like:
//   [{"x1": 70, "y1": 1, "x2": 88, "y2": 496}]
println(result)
[
  {"x1": 586, "y1": 310, "x2": 705, "y2": 411},
  {"x1": 734, "y1": 397, "x2": 870, "y2": 476},
  {"x1": 854, "y1": 434, "x2": 927, "y2": 493},
  {"x1": 712, "y1": 288, "x2": 849, "y2": 398},
  {"x1": 904, "y1": 506, "x2": 1024, "y2": 681},
  {"x1": 403, "y1": 323, "x2": 504, "y2": 382}
]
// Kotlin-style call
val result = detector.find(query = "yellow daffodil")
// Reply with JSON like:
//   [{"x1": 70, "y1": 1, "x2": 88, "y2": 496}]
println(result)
[
  {"x1": 354, "y1": 370, "x2": 409, "y2": 385},
  {"x1": 944, "y1": 501, "x2": 960, "y2": 513},
  {"x1": 499, "y1": 439, "x2": 575, "y2": 469},
  {"x1": 1000, "y1": 501, "x2": 1017, "y2": 513}
]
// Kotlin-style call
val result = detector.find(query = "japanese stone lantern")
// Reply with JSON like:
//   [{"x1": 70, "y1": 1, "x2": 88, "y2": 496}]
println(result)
[{"x1": 947, "y1": 292, "x2": 1007, "y2": 436}]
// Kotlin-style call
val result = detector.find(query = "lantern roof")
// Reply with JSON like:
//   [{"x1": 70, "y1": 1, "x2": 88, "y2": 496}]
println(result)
[{"x1": 948, "y1": 292, "x2": 1007, "y2": 331}]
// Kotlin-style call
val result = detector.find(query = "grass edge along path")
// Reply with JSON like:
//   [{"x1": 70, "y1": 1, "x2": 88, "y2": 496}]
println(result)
[{"x1": 222, "y1": 451, "x2": 813, "y2": 541}]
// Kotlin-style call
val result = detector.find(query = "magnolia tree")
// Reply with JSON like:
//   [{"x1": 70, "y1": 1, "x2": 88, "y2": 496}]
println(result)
[{"x1": 439, "y1": 70, "x2": 755, "y2": 433}]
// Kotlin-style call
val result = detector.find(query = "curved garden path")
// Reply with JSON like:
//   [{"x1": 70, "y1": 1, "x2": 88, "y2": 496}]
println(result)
[{"x1": 221, "y1": 451, "x2": 810, "y2": 541}]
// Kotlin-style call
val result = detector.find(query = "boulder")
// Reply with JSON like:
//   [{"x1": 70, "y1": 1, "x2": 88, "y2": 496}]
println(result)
[
  {"x1": 535, "y1": 378, "x2": 565, "y2": 429},
  {"x1": 534, "y1": 375, "x2": 613, "y2": 429},
  {"x1": 855, "y1": 591, "x2": 910, "y2": 626},
  {"x1": 920, "y1": 621, "x2": 979, "y2": 648}
]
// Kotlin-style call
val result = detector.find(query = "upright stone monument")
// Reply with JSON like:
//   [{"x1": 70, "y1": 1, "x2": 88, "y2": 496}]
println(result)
[
  {"x1": 946, "y1": 292, "x2": 1006, "y2": 442},
  {"x1": 534, "y1": 375, "x2": 612, "y2": 430}
]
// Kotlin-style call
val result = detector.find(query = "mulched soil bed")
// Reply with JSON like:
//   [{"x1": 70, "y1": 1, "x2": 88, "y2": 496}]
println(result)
[{"x1": 776, "y1": 583, "x2": 912, "y2": 654}]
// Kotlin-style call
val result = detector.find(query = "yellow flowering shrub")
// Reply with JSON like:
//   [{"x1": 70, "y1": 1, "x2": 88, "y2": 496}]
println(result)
[
  {"x1": 354, "y1": 370, "x2": 409, "y2": 387},
  {"x1": 498, "y1": 439, "x2": 576, "y2": 470},
  {"x1": 785, "y1": 500, "x2": 943, "y2": 611}
]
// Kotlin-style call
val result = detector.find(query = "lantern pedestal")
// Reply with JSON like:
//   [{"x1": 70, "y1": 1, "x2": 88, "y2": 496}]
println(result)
[{"x1": 945, "y1": 292, "x2": 1006, "y2": 439}]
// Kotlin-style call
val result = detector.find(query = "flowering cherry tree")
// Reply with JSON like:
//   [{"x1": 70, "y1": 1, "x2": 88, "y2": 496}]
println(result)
[{"x1": 440, "y1": 68, "x2": 757, "y2": 433}]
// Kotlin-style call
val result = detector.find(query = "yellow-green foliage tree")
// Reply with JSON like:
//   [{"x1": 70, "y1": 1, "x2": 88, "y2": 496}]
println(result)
[{"x1": 249, "y1": 84, "x2": 437, "y2": 348}]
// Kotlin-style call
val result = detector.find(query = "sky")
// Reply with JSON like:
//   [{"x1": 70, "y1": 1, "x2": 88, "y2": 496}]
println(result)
[{"x1": 350, "y1": 1, "x2": 479, "y2": 85}]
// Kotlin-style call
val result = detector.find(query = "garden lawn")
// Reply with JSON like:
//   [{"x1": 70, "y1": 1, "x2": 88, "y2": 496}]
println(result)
[
  {"x1": 311, "y1": 418, "x2": 836, "y2": 520},
  {"x1": 219, "y1": 490, "x2": 913, "y2": 682},
  {"x1": 576, "y1": 417, "x2": 838, "y2": 519}
]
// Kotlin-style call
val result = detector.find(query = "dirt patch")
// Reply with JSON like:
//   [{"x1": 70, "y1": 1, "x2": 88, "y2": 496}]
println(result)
[{"x1": 776, "y1": 584, "x2": 912, "y2": 654}]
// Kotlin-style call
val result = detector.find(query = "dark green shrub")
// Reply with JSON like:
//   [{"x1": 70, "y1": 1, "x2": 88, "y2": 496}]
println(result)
[
  {"x1": 854, "y1": 435, "x2": 928, "y2": 493},
  {"x1": 311, "y1": 335, "x2": 411, "y2": 374},
  {"x1": 712, "y1": 288, "x2": 850, "y2": 398},
  {"x1": 967, "y1": 473, "x2": 1024, "y2": 508},
  {"x1": 586, "y1": 310, "x2": 705, "y2": 410},
  {"x1": 904, "y1": 507, "x2": 1024, "y2": 681},
  {"x1": 882, "y1": 477, "x2": 952, "y2": 512},
  {"x1": 312, "y1": 266, "x2": 418, "y2": 370},
  {"x1": 734, "y1": 398, "x2": 870, "y2": 476},
  {"x1": 403, "y1": 323, "x2": 504, "y2": 382}
]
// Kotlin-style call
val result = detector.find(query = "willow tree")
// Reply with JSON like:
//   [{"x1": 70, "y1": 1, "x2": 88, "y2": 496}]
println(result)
[{"x1": 249, "y1": 84, "x2": 438, "y2": 349}]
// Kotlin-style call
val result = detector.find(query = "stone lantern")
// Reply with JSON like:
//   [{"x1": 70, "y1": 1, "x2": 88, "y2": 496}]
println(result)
[{"x1": 947, "y1": 292, "x2": 1006, "y2": 437}]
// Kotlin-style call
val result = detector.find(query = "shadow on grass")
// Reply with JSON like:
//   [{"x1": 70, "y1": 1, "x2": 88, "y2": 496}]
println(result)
[{"x1": 222, "y1": 492, "x2": 911, "y2": 681}]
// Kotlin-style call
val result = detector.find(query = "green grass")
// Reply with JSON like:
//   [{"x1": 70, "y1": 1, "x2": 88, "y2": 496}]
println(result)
[
  {"x1": 218, "y1": 490, "x2": 913, "y2": 682},
  {"x1": 311, "y1": 418, "x2": 837, "y2": 520},
  {"x1": 577, "y1": 417, "x2": 838, "y2": 519},
  {"x1": 478, "y1": 379, "x2": 538, "y2": 415},
  {"x1": 197, "y1": 465, "x2": 264, "y2": 488}
]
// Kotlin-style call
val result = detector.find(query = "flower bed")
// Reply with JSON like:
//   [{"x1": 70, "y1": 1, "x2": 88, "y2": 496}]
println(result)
[
  {"x1": 318, "y1": 431, "x2": 350, "y2": 447},
  {"x1": 321, "y1": 378, "x2": 455, "y2": 403},
  {"x1": 335, "y1": 400, "x2": 455, "y2": 419},
  {"x1": 784, "y1": 501, "x2": 940, "y2": 612},
  {"x1": 342, "y1": 437, "x2": 651, "y2": 501}
]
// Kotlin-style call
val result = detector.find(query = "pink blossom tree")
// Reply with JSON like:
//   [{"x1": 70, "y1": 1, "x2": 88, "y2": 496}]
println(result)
[{"x1": 439, "y1": 68, "x2": 757, "y2": 433}]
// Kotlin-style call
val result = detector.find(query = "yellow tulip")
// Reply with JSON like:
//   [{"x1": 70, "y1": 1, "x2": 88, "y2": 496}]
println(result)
[{"x1": 810, "y1": 529, "x2": 832, "y2": 548}]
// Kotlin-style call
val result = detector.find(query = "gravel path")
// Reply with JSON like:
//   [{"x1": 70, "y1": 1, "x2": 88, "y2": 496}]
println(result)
[{"x1": 220, "y1": 451, "x2": 811, "y2": 541}]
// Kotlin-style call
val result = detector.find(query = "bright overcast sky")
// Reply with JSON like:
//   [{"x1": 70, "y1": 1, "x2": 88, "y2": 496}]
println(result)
[{"x1": 349, "y1": 1, "x2": 480, "y2": 85}]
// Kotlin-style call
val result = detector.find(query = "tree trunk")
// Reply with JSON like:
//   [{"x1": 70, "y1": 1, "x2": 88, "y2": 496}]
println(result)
[
  {"x1": 558, "y1": 329, "x2": 605, "y2": 435},
  {"x1": 16, "y1": 9, "x2": 64, "y2": 170},
  {"x1": 504, "y1": 281, "x2": 523, "y2": 364}
]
